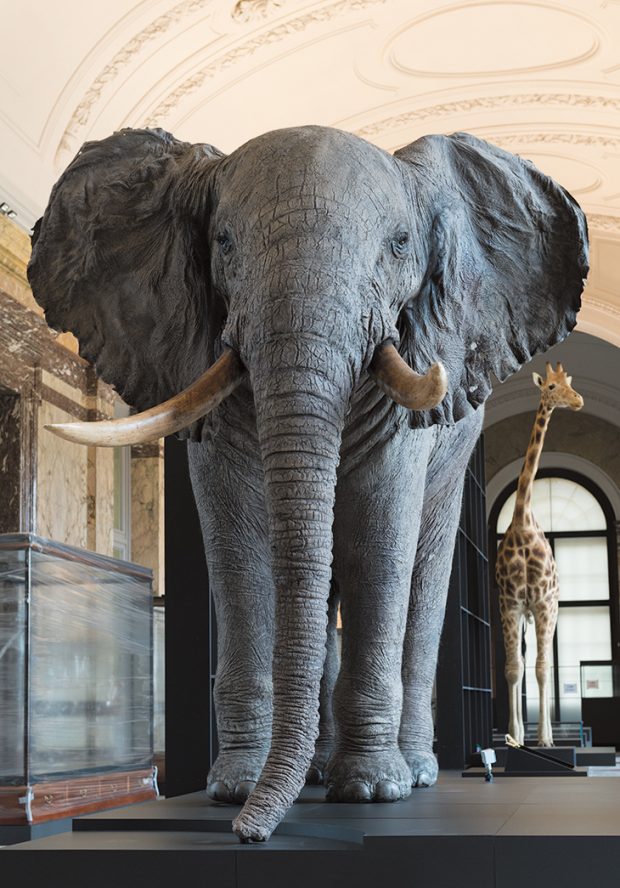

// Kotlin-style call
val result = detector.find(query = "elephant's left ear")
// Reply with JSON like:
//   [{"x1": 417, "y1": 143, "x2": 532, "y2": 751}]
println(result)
[{"x1": 394, "y1": 132, "x2": 589, "y2": 428}]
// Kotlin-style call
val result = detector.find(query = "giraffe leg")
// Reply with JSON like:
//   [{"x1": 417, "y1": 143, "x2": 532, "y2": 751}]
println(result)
[
  {"x1": 534, "y1": 597, "x2": 558, "y2": 747},
  {"x1": 501, "y1": 606, "x2": 525, "y2": 745}
]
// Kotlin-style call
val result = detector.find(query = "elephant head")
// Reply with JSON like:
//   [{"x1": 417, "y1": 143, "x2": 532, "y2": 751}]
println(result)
[{"x1": 27, "y1": 125, "x2": 588, "y2": 840}]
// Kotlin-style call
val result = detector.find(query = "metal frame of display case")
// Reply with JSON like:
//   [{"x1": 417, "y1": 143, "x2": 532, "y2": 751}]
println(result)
[{"x1": 0, "y1": 534, "x2": 158, "y2": 833}]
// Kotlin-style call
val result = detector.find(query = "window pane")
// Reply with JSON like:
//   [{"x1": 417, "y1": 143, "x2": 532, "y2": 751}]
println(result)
[
  {"x1": 496, "y1": 477, "x2": 606, "y2": 534},
  {"x1": 581, "y1": 663, "x2": 614, "y2": 698},
  {"x1": 555, "y1": 538, "x2": 609, "y2": 601},
  {"x1": 557, "y1": 607, "x2": 612, "y2": 720},
  {"x1": 548, "y1": 479, "x2": 606, "y2": 532}
]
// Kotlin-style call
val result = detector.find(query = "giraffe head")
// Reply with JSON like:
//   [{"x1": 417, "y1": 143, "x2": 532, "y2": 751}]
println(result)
[{"x1": 533, "y1": 362, "x2": 583, "y2": 410}]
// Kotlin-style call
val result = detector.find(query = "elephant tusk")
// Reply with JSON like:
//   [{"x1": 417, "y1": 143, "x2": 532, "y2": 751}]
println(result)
[
  {"x1": 45, "y1": 348, "x2": 247, "y2": 447},
  {"x1": 369, "y1": 341, "x2": 448, "y2": 411}
]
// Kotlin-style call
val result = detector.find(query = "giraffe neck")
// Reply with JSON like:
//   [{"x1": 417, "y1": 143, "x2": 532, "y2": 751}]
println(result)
[{"x1": 513, "y1": 401, "x2": 553, "y2": 527}]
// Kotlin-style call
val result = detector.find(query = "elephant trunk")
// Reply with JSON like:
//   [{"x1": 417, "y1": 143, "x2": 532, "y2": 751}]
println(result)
[{"x1": 231, "y1": 333, "x2": 350, "y2": 842}]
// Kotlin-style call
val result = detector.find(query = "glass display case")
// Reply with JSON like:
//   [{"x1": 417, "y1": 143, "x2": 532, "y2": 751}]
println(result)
[{"x1": 0, "y1": 534, "x2": 157, "y2": 830}]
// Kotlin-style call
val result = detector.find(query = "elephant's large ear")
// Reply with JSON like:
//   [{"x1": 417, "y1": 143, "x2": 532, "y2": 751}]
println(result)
[
  {"x1": 28, "y1": 128, "x2": 226, "y2": 415},
  {"x1": 394, "y1": 132, "x2": 589, "y2": 428}
]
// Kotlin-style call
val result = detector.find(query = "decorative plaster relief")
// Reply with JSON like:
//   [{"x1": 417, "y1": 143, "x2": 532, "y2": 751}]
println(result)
[
  {"x1": 143, "y1": 0, "x2": 386, "y2": 127},
  {"x1": 231, "y1": 0, "x2": 284, "y2": 23},
  {"x1": 589, "y1": 214, "x2": 620, "y2": 233},
  {"x1": 387, "y1": 2, "x2": 599, "y2": 78},
  {"x1": 353, "y1": 93, "x2": 620, "y2": 140},
  {"x1": 56, "y1": 0, "x2": 214, "y2": 165}
]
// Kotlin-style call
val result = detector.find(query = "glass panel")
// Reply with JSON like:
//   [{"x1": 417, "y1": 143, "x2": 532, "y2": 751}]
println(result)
[
  {"x1": 555, "y1": 538, "x2": 609, "y2": 601},
  {"x1": 28, "y1": 552, "x2": 152, "y2": 780},
  {"x1": 548, "y1": 479, "x2": 606, "y2": 532},
  {"x1": 153, "y1": 606, "x2": 165, "y2": 756},
  {"x1": 113, "y1": 447, "x2": 124, "y2": 532},
  {"x1": 0, "y1": 549, "x2": 27, "y2": 783},
  {"x1": 581, "y1": 663, "x2": 614, "y2": 698},
  {"x1": 496, "y1": 477, "x2": 606, "y2": 534},
  {"x1": 557, "y1": 607, "x2": 612, "y2": 721}
]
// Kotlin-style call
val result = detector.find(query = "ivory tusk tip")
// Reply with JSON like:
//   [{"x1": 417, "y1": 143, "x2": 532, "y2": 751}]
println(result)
[
  {"x1": 431, "y1": 361, "x2": 448, "y2": 397},
  {"x1": 45, "y1": 423, "x2": 108, "y2": 446}
]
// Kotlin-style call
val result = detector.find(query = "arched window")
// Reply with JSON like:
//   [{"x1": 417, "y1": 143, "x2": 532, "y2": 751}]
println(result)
[{"x1": 492, "y1": 470, "x2": 619, "y2": 724}]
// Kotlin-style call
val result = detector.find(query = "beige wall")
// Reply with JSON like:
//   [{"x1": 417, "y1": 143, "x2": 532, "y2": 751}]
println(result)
[
  {"x1": 0, "y1": 214, "x2": 165, "y2": 591},
  {"x1": 486, "y1": 410, "x2": 620, "y2": 497}
]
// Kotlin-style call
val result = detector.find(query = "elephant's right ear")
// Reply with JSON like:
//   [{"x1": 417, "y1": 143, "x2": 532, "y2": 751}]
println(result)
[
  {"x1": 28, "y1": 128, "x2": 226, "y2": 415},
  {"x1": 394, "y1": 132, "x2": 589, "y2": 428}
]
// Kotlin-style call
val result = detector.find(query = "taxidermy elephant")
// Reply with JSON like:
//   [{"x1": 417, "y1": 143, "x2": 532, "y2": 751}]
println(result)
[{"x1": 27, "y1": 125, "x2": 588, "y2": 841}]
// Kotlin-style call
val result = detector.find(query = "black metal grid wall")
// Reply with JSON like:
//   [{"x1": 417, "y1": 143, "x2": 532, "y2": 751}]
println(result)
[{"x1": 436, "y1": 435, "x2": 493, "y2": 769}]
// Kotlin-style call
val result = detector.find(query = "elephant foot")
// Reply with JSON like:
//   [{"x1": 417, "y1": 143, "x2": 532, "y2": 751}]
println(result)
[
  {"x1": 306, "y1": 739, "x2": 334, "y2": 785},
  {"x1": 402, "y1": 748, "x2": 438, "y2": 787},
  {"x1": 206, "y1": 750, "x2": 267, "y2": 804},
  {"x1": 325, "y1": 748, "x2": 412, "y2": 803}
]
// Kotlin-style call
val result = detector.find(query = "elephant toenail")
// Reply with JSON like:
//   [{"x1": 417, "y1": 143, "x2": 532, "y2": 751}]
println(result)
[
  {"x1": 375, "y1": 780, "x2": 400, "y2": 801},
  {"x1": 233, "y1": 781, "x2": 256, "y2": 802},
  {"x1": 206, "y1": 781, "x2": 231, "y2": 802},
  {"x1": 416, "y1": 772, "x2": 431, "y2": 787},
  {"x1": 344, "y1": 781, "x2": 372, "y2": 802}
]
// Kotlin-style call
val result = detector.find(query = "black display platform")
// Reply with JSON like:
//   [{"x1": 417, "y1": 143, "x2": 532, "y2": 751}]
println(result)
[
  {"x1": 3, "y1": 773, "x2": 620, "y2": 888},
  {"x1": 472, "y1": 746, "x2": 617, "y2": 769}
]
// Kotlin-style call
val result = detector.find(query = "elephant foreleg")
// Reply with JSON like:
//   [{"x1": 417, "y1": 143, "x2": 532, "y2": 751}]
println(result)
[
  {"x1": 399, "y1": 412, "x2": 482, "y2": 786},
  {"x1": 188, "y1": 436, "x2": 274, "y2": 804},
  {"x1": 328, "y1": 430, "x2": 431, "y2": 802}
]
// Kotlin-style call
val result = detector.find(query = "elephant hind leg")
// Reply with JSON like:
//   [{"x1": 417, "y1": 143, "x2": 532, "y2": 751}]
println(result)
[
  {"x1": 306, "y1": 582, "x2": 340, "y2": 785},
  {"x1": 399, "y1": 410, "x2": 482, "y2": 787}
]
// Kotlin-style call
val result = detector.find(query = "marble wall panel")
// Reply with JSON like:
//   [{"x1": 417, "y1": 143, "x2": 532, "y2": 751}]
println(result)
[
  {"x1": 36, "y1": 401, "x2": 88, "y2": 549},
  {"x1": 95, "y1": 447, "x2": 115, "y2": 557},
  {"x1": 131, "y1": 448, "x2": 164, "y2": 594},
  {"x1": 0, "y1": 392, "x2": 21, "y2": 532}
]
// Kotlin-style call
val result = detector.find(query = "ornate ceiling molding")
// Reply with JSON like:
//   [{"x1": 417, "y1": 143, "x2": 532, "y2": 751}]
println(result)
[
  {"x1": 56, "y1": 0, "x2": 213, "y2": 164},
  {"x1": 588, "y1": 214, "x2": 620, "y2": 234},
  {"x1": 352, "y1": 93, "x2": 620, "y2": 140},
  {"x1": 231, "y1": 0, "x2": 284, "y2": 23},
  {"x1": 491, "y1": 132, "x2": 620, "y2": 150},
  {"x1": 142, "y1": 0, "x2": 386, "y2": 127}
]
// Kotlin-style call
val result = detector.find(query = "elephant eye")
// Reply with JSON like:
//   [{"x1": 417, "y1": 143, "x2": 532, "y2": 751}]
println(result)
[
  {"x1": 216, "y1": 232, "x2": 233, "y2": 256},
  {"x1": 391, "y1": 231, "x2": 410, "y2": 258}
]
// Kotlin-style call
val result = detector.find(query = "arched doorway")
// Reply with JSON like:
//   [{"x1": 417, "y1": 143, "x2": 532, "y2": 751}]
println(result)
[{"x1": 488, "y1": 469, "x2": 619, "y2": 731}]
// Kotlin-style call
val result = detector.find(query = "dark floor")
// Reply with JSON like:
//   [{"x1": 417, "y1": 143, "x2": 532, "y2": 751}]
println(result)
[{"x1": 2, "y1": 772, "x2": 620, "y2": 888}]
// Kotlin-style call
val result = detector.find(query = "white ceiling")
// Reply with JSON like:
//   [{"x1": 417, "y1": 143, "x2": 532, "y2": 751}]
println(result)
[{"x1": 2, "y1": 0, "x2": 620, "y2": 344}]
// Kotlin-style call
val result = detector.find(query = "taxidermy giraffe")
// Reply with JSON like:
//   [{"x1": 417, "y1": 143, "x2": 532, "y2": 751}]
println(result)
[{"x1": 496, "y1": 363, "x2": 583, "y2": 747}]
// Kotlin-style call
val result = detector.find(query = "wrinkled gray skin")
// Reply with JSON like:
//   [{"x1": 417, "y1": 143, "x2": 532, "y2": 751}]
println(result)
[{"x1": 27, "y1": 125, "x2": 588, "y2": 842}]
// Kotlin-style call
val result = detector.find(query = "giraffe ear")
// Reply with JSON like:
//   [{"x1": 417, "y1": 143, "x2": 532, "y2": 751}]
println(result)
[{"x1": 533, "y1": 372, "x2": 544, "y2": 388}]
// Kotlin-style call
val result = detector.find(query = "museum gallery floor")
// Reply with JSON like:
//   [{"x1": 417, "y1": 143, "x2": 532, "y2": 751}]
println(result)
[{"x1": 2, "y1": 771, "x2": 620, "y2": 888}]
